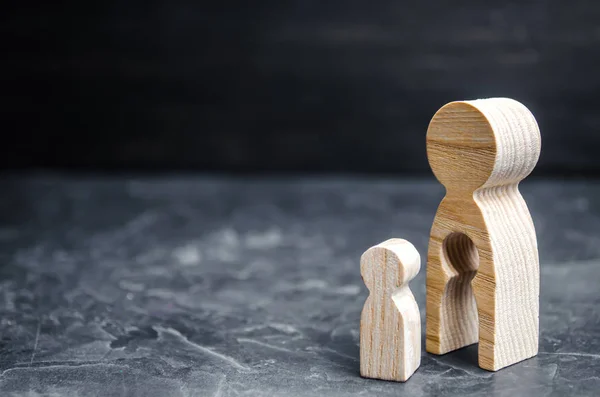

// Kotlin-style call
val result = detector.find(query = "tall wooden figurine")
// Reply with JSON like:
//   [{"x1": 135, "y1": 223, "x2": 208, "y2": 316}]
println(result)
[
  {"x1": 360, "y1": 238, "x2": 421, "y2": 382},
  {"x1": 426, "y1": 98, "x2": 541, "y2": 371}
]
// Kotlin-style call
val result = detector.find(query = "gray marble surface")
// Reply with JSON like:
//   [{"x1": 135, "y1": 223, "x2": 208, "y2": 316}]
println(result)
[{"x1": 0, "y1": 175, "x2": 598, "y2": 396}]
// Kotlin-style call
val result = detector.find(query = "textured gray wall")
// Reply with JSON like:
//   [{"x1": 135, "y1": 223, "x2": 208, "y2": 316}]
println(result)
[{"x1": 3, "y1": 1, "x2": 600, "y2": 174}]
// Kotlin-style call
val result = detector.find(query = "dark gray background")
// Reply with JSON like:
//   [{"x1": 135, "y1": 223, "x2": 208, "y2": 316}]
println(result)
[{"x1": 3, "y1": 0, "x2": 600, "y2": 175}]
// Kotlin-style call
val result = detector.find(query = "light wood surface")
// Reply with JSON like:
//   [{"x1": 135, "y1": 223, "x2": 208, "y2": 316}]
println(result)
[
  {"x1": 425, "y1": 98, "x2": 541, "y2": 371},
  {"x1": 360, "y1": 238, "x2": 421, "y2": 382}
]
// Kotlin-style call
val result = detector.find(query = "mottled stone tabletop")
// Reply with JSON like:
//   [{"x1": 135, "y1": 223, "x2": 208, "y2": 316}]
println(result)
[{"x1": 0, "y1": 175, "x2": 598, "y2": 396}]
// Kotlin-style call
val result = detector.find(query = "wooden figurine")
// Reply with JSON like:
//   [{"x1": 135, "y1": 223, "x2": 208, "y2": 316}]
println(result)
[
  {"x1": 360, "y1": 238, "x2": 421, "y2": 382},
  {"x1": 425, "y1": 98, "x2": 541, "y2": 371}
]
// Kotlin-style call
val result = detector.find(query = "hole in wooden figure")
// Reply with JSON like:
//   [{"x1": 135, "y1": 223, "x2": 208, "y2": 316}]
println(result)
[
  {"x1": 442, "y1": 232, "x2": 479, "y2": 274},
  {"x1": 440, "y1": 232, "x2": 480, "y2": 345}
]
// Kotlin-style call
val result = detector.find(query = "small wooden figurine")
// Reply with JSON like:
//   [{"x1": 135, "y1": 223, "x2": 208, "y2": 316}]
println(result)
[
  {"x1": 426, "y1": 98, "x2": 541, "y2": 371},
  {"x1": 360, "y1": 238, "x2": 421, "y2": 382}
]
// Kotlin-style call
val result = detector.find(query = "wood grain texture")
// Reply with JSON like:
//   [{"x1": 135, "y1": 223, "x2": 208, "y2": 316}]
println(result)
[
  {"x1": 425, "y1": 98, "x2": 541, "y2": 371},
  {"x1": 360, "y1": 238, "x2": 421, "y2": 382}
]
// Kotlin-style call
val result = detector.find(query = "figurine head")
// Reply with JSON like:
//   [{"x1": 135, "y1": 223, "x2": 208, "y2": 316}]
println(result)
[
  {"x1": 427, "y1": 98, "x2": 541, "y2": 191},
  {"x1": 360, "y1": 238, "x2": 420, "y2": 294}
]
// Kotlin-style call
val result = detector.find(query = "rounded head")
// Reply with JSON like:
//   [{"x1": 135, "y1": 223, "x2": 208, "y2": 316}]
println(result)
[
  {"x1": 360, "y1": 238, "x2": 420, "y2": 293},
  {"x1": 427, "y1": 98, "x2": 541, "y2": 190}
]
